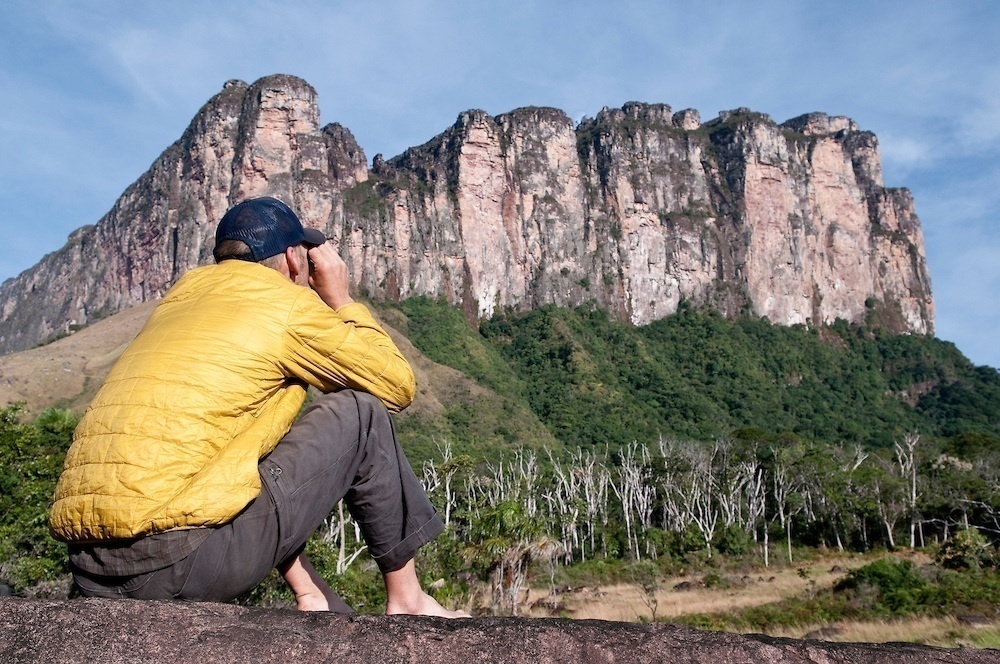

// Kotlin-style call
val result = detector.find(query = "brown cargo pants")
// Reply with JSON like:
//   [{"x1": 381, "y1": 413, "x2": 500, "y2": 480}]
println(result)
[{"x1": 71, "y1": 390, "x2": 443, "y2": 609}]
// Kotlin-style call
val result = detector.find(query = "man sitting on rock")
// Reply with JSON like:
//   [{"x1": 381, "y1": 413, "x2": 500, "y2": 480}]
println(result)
[{"x1": 49, "y1": 196, "x2": 465, "y2": 617}]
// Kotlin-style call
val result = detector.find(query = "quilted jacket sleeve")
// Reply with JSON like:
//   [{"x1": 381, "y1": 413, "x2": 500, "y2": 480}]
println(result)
[{"x1": 280, "y1": 292, "x2": 415, "y2": 412}]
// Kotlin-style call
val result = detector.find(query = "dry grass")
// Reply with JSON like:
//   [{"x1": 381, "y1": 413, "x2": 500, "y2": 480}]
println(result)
[
  {"x1": 0, "y1": 301, "x2": 157, "y2": 414},
  {"x1": 517, "y1": 551, "x2": 1000, "y2": 651},
  {"x1": 770, "y1": 616, "x2": 1000, "y2": 649},
  {"x1": 525, "y1": 555, "x2": 868, "y2": 622}
]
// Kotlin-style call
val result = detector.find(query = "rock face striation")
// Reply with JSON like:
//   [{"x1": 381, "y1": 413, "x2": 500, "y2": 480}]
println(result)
[
  {"x1": 2, "y1": 599, "x2": 996, "y2": 664},
  {"x1": 0, "y1": 75, "x2": 933, "y2": 354}
]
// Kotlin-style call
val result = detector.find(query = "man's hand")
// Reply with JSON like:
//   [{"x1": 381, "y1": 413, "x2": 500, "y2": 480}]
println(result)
[{"x1": 306, "y1": 242, "x2": 354, "y2": 310}]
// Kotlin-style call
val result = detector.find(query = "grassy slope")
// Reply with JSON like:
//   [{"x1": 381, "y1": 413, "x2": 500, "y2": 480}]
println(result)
[{"x1": 0, "y1": 301, "x2": 158, "y2": 414}]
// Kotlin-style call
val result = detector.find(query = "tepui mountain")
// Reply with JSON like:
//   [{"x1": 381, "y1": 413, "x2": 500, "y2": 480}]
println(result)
[{"x1": 0, "y1": 74, "x2": 933, "y2": 354}]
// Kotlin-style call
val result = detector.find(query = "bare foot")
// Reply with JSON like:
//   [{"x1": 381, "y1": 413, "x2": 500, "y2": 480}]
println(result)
[
  {"x1": 295, "y1": 589, "x2": 329, "y2": 612},
  {"x1": 386, "y1": 590, "x2": 470, "y2": 618}
]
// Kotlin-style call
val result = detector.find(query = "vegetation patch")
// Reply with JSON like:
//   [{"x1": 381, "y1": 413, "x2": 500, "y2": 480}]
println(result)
[
  {"x1": 676, "y1": 556, "x2": 1000, "y2": 633},
  {"x1": 2, "y1": 301, "x2": 998, "y2": 642}
]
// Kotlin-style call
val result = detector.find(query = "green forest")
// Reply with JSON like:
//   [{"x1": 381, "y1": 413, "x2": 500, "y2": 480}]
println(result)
[
  {"x1": 2, "y1": 299, "x2": 998, "y2": 634},
  {"x1": 392, "y1": 297, "x2": 999, "y2": 454}
]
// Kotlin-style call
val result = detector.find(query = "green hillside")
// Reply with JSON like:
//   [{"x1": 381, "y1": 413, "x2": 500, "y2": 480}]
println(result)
[{"x1": 389, "y1": 297, "x2": 999, "y2": 452}]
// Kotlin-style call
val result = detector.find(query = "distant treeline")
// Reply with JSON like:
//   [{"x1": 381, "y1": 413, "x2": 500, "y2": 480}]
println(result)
[
  {"x1": 417, "y1": 432, "x2": 1000, "y2": 562},
  {"x1": 325, "y1": 431, "x2": 998, "y2": 614}
]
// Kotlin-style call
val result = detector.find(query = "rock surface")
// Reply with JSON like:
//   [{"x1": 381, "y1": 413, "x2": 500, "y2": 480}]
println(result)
[
  {"x1": 1, "y1": 598, "x2": 995, "y2": 664},
  {"x1": 0, "y1": 75, "x2": 933, "y2": 354}
]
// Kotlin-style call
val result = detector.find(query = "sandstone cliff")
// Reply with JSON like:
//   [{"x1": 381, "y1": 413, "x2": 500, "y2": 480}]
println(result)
[{"x1": 0, "y1": 75, "x2": 933, "y2": 354}]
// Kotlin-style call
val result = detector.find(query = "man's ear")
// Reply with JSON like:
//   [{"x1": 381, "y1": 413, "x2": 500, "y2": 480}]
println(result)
[{"x1": 284, "y1": 246, "x2": 303, "y2": 281}]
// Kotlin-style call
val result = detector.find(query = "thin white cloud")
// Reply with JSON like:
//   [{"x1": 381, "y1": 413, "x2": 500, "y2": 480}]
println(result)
[
  {"x1": 879, "y1": 134, "x2": 934, "y2": 174},
  {"x1": 955, "y1": 72, "x2": 1000, "y2": 152}
]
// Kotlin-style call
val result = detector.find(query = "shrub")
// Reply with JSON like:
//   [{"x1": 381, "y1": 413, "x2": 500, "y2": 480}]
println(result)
[
  {"x1": 837, "y1": 558, "x2": 926, "y2": 594},
  {"x1": 702, "y1": 571, "x2": 726, "y2": 588},
  {"x1": 713, "y1": 524, "x2": 754, "y2": 556},
  {"x1": 834, "y1": 558, "x2": 928, "y2": 615},
  {"x1": 0, "y1": 404, "x2": 76, "y2": 594},
  {"x1": 936, "y1": 527, "x2": 998, "y2": 571}
]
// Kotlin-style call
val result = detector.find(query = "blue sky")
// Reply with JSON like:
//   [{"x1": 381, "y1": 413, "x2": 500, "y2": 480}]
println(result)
[{"x1": 1, "y1": 1, "x2": 997, "y2": 368}]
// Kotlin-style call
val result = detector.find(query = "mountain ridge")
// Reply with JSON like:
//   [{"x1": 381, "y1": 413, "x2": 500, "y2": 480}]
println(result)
[{"x1": 0, "y1": 74, "x2": 933, "y2": 354}]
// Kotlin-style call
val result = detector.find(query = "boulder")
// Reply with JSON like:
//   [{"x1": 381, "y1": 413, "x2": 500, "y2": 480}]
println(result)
[{"x1": 1, "y1": 598, "x2": 996, "y2": 663}]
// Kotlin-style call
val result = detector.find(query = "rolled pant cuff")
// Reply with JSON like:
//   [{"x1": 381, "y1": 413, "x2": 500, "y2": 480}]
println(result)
[{"x1": 371, "y1": 513, "x2": 445, "y2": 573}]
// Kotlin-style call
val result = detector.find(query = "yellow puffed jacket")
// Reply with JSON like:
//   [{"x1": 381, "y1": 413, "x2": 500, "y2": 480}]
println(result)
[{"x1": 49, "y1": 260, "x2": 415, "y2": 542}]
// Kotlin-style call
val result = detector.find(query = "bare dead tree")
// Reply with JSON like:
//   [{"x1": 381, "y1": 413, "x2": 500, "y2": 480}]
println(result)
[
  {"x1": 656, "y1": 438, "x2": 690, "y2": 534},
  {"x1": 610, "y1": 442, "x2": 649, "y2": 560},
  {"x1": 513, "y1": 448, "x2": 540, "y2": 518},
  {"x1": 827, "y1": 445, "x2": 870, "y2": 553},
  {"x1": 771, "y1": 448, "x2": 804, "y2": 565},
  {"x1": 673, "y1": 443, "x2": 719, "y2": 556},
  {"x1": 543, "y1": 449, "x2": 581, "y2": 563},
  {"x1": 578, "y1": 447, "x2": 611, "y2": 560},
  {"x1": 714, "y1": 440, "x2": 747, "y2": 529},
  {"x1": 422, "y1": 459, "x2": 442, "y2": 496},
  {"x1": 895, "y1": 432, "x2": 921, "y2": 549},
  {"x1": 321, "y1": 502, "x2": 368, "y2": 574},
  {"x1": 743, "y1": 462, "x2": 767, "y2": 565},
  {"x1": 871, "y1": 460, "x2": 905, "y2": 549}
]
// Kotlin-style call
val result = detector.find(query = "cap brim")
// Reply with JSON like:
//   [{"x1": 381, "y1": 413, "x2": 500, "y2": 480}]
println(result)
[{"x1": 302, "y1": 228, "x2": 327, "y2": 246}]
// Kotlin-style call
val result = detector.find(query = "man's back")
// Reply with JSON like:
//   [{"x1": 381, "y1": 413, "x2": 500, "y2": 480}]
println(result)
[
  {"x1": 52, "y1": 196, "x2": 462, "y2": 616},
  {"x1": 49, "y1": 259, "x2": 414, "y2": 542}
]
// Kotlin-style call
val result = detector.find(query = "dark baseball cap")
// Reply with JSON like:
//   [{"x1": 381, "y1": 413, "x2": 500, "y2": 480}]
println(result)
[{"x1": 215, "y1": 197, "x2": 326, "y2": 261}]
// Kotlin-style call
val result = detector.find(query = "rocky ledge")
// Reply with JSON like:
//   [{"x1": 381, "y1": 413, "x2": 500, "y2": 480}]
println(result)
[{"x1": 1, "y1": 598, "x2": 996, "y2": 663}]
